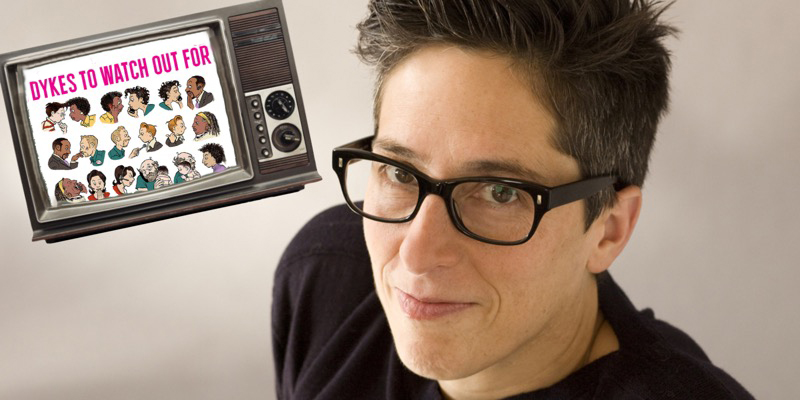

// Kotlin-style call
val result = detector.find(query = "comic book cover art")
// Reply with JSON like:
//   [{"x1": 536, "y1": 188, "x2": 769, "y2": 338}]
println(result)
[{"x1": 21, "y1": 31, "x2": 238, "y2": 207}]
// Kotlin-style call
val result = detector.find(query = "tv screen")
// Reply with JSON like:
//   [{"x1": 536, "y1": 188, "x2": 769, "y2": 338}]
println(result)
[
  {"x1": 24, "y1": 30, "x2": 241, "y2": 208},
  {"x1": 1, "y1": 1, "x2": 321, "y2": 242}
]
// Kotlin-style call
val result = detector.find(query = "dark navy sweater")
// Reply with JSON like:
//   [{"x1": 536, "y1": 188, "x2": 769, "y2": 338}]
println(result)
[{"x1": 273, "y1": 204, "x2": 753, "y2": 399}]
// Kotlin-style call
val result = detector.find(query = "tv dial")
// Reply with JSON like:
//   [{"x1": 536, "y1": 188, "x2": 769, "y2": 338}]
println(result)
[
  {"x1": 265, "y1": 90, "x2": 295, "y2": 120},
  {"x1": 272, "y1": 123, "x2": 302, "y2": 153}
]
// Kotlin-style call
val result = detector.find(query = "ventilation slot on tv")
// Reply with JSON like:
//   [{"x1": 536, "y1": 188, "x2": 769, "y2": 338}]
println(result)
[
  {"x1": 259, "y1": 153, "x2": 309, "y2": 175},
  {"x1": 230, "y1": 9, "x2": 292, "y2": 92}
]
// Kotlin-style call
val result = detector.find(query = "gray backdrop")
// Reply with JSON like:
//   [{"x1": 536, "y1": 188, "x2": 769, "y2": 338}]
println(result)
[{"x1": 1, "y1": 1, "x2": 797, "y2": 399}]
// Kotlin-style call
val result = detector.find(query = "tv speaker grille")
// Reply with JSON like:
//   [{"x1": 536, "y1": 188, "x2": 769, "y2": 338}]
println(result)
[
  {"x1": 259, "y1": 153, "x2": 309, "y2": 175},
  {"x1": 229, "y1": 9, "x2": 292, "y2": 93}
]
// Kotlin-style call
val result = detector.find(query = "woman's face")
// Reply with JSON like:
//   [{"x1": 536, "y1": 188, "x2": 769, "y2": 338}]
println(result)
[
  {"x1": 177, "y1": 164, "x2": 190, "y2": 174},
  {"x1": 168, "y1": 85, "x2": 181, "y2": 101},
  {"x1": 129, "y1": 93, "x2": 143, "y2": 109},
  {"x1": 193, "y1": 115, "x2": 208, "y2": 134},
  {"x1": 363, "y1": 47, "x2": 604, "y2": 390},
  {"x1": 90, "y1": 175, "x2": 105, "y2": 192},
  {"x1": 63, "y1": 178, "x2": 86, "y2": 197},
  {"x1": 202, "y1": 151, "x2": 215, "y2": 167},
  {"x1": 122, "y1": 171, "x2": 135, "y2": 187}
]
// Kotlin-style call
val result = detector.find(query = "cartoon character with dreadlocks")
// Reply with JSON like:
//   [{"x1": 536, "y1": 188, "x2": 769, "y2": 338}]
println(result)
[
  {"x1": 192, "y1": 111, "x2": 220, "y2": 142},
  {"x1": 54, "y1": 177, "x2": 87, "y2": 203}
]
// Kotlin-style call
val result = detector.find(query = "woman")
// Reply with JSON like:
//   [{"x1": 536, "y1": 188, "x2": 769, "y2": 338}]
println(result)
[
  {"x1": 87, "y1": 169, "x2": 111, "y2": 200},
  {"x1": 192, "y1": 111, "x2": 220, "y2": 141},
  {"x1": 125, "y1": 86, "x2": 155, "y2": 118},
  {"x1": 158, "y1": 80, "x2": 184, "y2": 111},
  {"x1": 165, "y1": 115, "x2": 186, "y2": 147},
  {"x1": 112, "y1": 165, "x2": 136, "y2": 196}
]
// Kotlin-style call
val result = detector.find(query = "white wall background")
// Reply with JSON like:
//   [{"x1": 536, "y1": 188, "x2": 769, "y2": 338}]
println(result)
[{"x1": 0, "y1": 1, "x2": 797, "y2": 399}]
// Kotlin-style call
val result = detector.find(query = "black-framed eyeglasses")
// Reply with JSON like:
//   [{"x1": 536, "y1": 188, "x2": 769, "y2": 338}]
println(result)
[{"x1": 332, "y1": 136, "x2": 617, "y2": 246}]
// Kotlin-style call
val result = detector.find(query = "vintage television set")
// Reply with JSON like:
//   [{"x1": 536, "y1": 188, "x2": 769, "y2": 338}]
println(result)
[{"x1": 0, "y1": 0, "x2": 320, "y2": 242}]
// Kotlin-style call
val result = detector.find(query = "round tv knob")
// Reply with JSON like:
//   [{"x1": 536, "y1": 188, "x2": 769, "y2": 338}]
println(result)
[
  {"x1": 271, "y1": 123, "x2": 302, "y2": 153},
  {"x1": 265, "y1": 90, "x2": 295, "y2": 120}
]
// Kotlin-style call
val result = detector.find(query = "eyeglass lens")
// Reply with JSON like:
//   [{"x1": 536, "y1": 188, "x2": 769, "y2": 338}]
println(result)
[{"x1": 344, "y1": 158, "x2": 537, "y2": 242}]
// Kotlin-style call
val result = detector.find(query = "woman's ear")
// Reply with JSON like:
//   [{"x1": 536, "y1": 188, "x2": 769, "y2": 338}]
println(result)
[{"x1": 586, "y1": 185, "x2": 642, "y2": 274}]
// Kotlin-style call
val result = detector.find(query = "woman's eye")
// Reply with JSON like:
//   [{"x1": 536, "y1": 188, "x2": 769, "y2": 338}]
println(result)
[
  {"x1": 386, "y1": 166, "x2": 415, "y2": 184},
  {"x1": 485, "y1": 184, "x2": 518, "y2": 204}
]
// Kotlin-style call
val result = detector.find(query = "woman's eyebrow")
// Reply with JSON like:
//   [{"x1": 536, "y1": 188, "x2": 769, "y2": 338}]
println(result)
[
  {"x1": 373, "y1": 137, "x2": 548, "y2": 183},
  {"x1": 372, "y1": 137, "x2": 424, "y2": 163},
  {"x1": 461, "y1": 159, "x2": 547, "y2": 183}
]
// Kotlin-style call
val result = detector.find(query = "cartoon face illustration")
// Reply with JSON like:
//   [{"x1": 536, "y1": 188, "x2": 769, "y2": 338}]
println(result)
[
  {"x1": 192, "y1": 114, "x2": 208, "y2": 135},
  {"x1": 139, "y1": 126, "x2": 154, "y2": 143},
  {"x1": 110, "y1": 96, "x2": 124, "y2": 114},
  {"x1": 186, "y1": 77, "x2": 202, "y2": 98},
  {"x1": 62, "y1": 177, "x2": 87, "y2": 198},
  {"x1": 66, "y1": 97, "x2": 92, "y2": 123},
  {"x1": 177, "y1": 163, "x2": 190, "y2": 175},
  {"x1": 122, "y1": 169, "x2": 135, "y2": 187},
  {"x1": 79, "y1": 137, "x2": 95, "y2": 157},
  {"x1": 140, "y1": 159, "x2": 158, "y2": 182},
  {"x1": 174, "y1": 118, "x2": 186, "y2": 135},
  {"x1": 55, "y1": 140, "x2": 71, "y2": 159},
  {"x1": 100, "y1": 92, "x2": 124, "y2": 123},
  {"x1": 89, "y1": 174, "x2": 106, "y2": 193},
  {"x1": 173, "y1": 152, "x2": 195, "y2": 169},
  {"x1": 51, "y1": 107, "x2": 66, "y2": 123},
  {"x1": 199, "y1": 143, "x2": 225, "y2": 169},
  {"x1": 68, "y1": 104, "x2": 83, "y2": 122},
  {"x1": 177, "y1": 152, "x2": 194, "y2": 161},
  {"x1": 168, "y1": 85, "x2": 181, "y2": 101},
  {"x1": 129, "y1": 93, "x2": 143, "y2": 110},
  {"x1": 119, "y1": 129, "x2": 131, "y2": 147},
  {"x1": 202, "y1": 151, "x2": 215, "y2": 168},
  {"x1": 111, "y1": 127, "x2": 130, "y2": 148}
]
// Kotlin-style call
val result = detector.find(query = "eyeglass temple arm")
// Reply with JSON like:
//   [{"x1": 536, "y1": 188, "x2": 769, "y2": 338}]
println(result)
[{"x1": 546, "y1": 176, "x2": 618, "y2": 210}]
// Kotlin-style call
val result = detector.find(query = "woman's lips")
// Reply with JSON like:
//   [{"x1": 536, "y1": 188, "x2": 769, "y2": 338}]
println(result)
[{"x1": 396, "y1": 289, "x2": 474, "y2": 320}]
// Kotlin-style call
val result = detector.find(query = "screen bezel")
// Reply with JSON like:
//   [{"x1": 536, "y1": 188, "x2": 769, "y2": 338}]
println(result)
[{"x1": 3, "y1": 21, "x2": 254, "y2": 224}]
